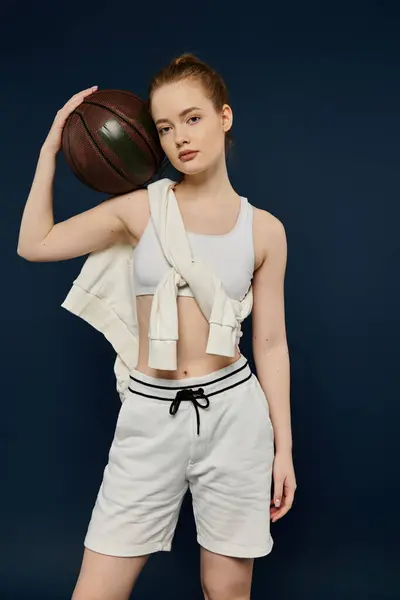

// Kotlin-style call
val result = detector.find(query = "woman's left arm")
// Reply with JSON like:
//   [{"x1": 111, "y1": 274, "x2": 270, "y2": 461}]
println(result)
[{"x1": 251, "y1": 210, "x2": 296, "y2": 522}]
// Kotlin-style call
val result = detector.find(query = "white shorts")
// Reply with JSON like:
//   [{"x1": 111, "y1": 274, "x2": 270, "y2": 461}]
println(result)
[{"x1": 84, "y1": 354, "x2": 275, "y2": 559}]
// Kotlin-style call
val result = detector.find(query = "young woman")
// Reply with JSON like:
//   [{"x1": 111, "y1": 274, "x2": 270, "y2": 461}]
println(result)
[{"x1": 18, "y1": 54, "x2": 296, "y2": 600}]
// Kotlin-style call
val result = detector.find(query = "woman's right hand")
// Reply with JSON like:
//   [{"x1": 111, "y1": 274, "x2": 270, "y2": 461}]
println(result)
[{"x1": 41, "y1": 86, "x2": 98, "y2": 155}]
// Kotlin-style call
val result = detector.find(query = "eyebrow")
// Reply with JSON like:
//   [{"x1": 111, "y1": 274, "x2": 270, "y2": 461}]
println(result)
[{"x1": 155, "y1": 106, "x2": 202, "y2": 126}]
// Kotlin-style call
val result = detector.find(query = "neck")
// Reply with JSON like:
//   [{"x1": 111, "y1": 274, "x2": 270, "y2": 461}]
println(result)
[{"x1": 174, "y1": 154, "x2": 236, "y2": 204}]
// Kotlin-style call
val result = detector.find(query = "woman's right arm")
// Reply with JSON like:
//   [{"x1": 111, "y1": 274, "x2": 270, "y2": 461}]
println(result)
[{"x1": 17, "y1": 86, "x2": 145, "y2": 263}]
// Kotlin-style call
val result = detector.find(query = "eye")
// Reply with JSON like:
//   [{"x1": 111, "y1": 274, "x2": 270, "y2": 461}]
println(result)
[{"x1": 158, "y1": 116, "x2": 200, "y2": 136}]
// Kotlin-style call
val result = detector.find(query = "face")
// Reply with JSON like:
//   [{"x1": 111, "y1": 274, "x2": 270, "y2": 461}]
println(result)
[{"x1": 150, "y1": 79, "x2": 232, "y2": 175}]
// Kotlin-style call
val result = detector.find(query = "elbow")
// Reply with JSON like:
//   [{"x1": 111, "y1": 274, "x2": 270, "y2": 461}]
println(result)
[
  {"x1": 17, "y1": 245, "x2": 39, "y2": 261},
  {"x1": 17, "y1": 245, "x2": 27, "y2": 259},
  {"x1": 17, "y1": 244, "x2": 28, "y2": 259}
]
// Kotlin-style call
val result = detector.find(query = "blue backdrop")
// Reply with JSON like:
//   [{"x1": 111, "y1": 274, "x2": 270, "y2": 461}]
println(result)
[{"x1": 2, "y1": 1, "x2": 399, "y2": 598}]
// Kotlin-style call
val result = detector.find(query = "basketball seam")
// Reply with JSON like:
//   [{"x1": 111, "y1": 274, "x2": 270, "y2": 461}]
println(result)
[
  {"x1": 96, "y1": 89, "x2": 145, "y2": 103},
  {"x1": 83, "y1": 99, "x2": 161, "y2": 172},
  {"x1": 76, "y1": 112, "x2": 135, "y2": 187},
  {"x1": 65, "y1": 116, "x2": 104, "y2": 193},
  {"x1": 84, "y1": 98, "x2": 158, "y2": 164}
]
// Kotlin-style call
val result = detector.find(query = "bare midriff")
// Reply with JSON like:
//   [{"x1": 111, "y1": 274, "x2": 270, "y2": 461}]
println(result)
[{"x1": 134, "y1": 295, "x2": 241, "y2": 380}]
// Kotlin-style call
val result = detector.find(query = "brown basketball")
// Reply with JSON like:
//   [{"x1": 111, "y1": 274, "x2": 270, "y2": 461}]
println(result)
[{"x1": 61, "y1": 89, "x2": 165, "y2": 195}]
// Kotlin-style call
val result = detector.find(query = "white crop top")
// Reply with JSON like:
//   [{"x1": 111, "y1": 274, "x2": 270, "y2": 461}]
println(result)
[{"x1": 133, "y1": 195, "x2": 255, "y2": 302}]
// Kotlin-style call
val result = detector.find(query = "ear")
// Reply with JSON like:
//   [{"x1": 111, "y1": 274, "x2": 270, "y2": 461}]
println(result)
[{"x1": 221, "y1": 104, "x2": 233, "y2": 133}]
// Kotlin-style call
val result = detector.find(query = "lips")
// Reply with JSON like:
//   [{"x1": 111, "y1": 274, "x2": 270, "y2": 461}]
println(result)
[{"x1": 179, "y1": 151, "x2": 198, "y2": 161}]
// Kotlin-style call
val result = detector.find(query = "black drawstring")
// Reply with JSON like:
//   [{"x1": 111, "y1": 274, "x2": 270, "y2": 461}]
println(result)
[
  {"x1": 128, "y1": 360, "x2": 252, "y2": 436},
  {"x1": 169, "y1": 388, "x2": 210, "y2": 435}
]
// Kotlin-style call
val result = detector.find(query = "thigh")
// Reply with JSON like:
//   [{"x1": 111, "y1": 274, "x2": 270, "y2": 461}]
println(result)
[
  {"x1": 72, "y1": 547, "x2": 149, "y2": 600},
  {"x1": 200, "y1": 547, "x2": 254, "y2": 600},
  {"x1": 189, "y1": 374, "x2": 275, "y2": 558},
  {"x1": 84, "y1": 392, "x2": 191, "y2": 557}
]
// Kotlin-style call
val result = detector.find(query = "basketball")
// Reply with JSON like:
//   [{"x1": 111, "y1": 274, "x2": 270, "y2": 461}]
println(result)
[{"x1": 61, "y1": 89, "x2": 165, "y2": 195}]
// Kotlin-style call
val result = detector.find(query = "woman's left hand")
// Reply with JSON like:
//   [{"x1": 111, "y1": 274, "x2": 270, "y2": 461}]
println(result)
[{"x1": 270, "y1": 450, "x2": 297, "y2": 523}]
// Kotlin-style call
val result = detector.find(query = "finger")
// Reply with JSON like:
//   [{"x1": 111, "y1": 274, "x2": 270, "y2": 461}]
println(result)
[
  {"x1": 66, "y1": 87, "x2": 98, "y2": 106},
  {"x1": 60, "y1": 87, "x2": 98, "y2": 117},
  {"x1": 274, "y1": 502, "x2": 293, "y2": 518},
  {"x1": 271, "y1": 486, "x2": 295, "y2": 521},
  {"x1": 271, "y1": 498, "x2": 294, "y2": 522},
  {"x1": 273, "y1": 481, "x2": 284, "y2": 508},
  {"x1": 80, "y1": 86, "x2": 98, "y2": 96},
  {"x1": 284, "y1": 487, "x2": 296, "y2": 508},
  {"x1": 271, "y1": 508, "x2": 289, "y2": 523},
  {"x1": 73, "y1": 86, "x2": 98, "y2": 99}
]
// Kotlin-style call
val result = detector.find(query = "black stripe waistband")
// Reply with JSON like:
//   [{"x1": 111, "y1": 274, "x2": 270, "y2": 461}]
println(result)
[{"x1": 127, "y1": 359, "x2": 252, "y2": 436}]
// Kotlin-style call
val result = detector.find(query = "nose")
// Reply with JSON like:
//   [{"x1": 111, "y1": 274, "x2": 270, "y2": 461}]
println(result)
[{"x1": 174, "y1": 126, "x2": 190, "y2": 147}]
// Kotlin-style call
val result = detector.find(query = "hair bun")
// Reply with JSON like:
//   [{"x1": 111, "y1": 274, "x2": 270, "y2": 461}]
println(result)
[{"x1": 173, "y1": 53, "x2": 203, "y2": 67}]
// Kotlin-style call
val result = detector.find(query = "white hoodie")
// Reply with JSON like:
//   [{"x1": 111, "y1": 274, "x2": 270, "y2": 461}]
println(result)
[{"x1": 61, "y1": 178, "x2": 253, "y2": 399}]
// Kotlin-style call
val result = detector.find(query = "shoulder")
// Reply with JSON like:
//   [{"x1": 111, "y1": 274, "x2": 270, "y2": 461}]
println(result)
[
  {"x1": 253, "y1": 205, "x2": 285, "y2": 235},
  {"x1": 252, "y1": 206, "x2": 287, "y2": 268}
]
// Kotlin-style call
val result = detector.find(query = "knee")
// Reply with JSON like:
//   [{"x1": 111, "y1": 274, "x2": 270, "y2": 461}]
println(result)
[{"x1": 202, "y1": 578, "x2": 250, "y2": 600}]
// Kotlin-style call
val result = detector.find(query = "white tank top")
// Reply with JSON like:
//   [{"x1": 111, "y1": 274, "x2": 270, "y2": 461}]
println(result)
[{"x1": 133, "y1": 196, "x2": 255, "y2": 302}]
